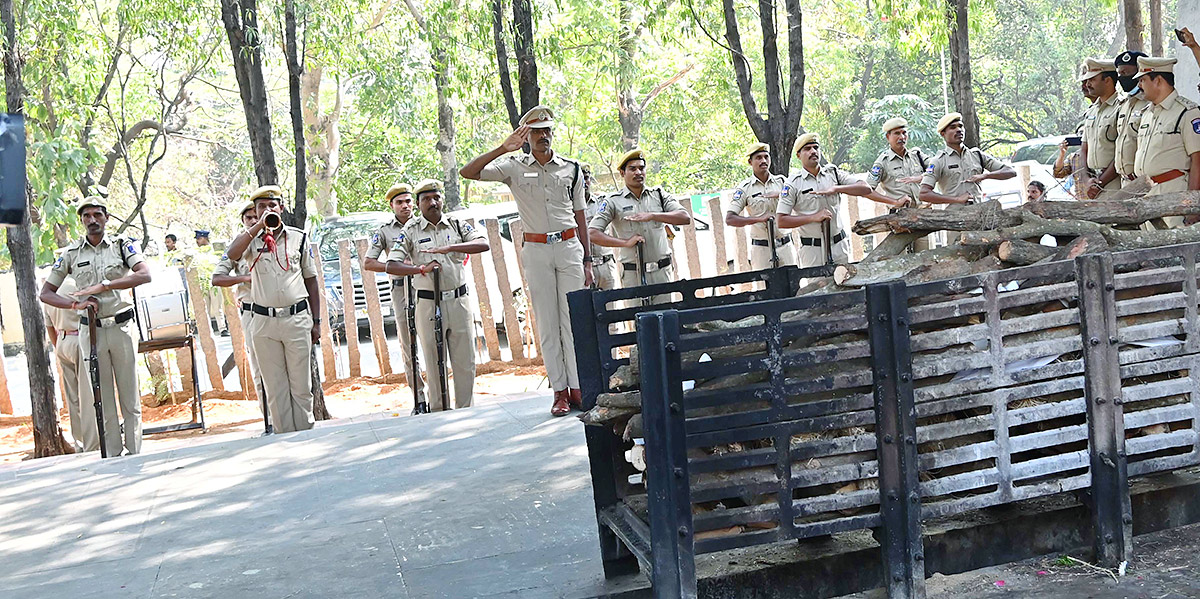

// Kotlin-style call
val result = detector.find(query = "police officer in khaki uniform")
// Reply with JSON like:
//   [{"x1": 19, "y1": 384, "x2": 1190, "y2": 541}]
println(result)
[
  {"x1": 582, "y1": 164, "x2": 619, "y2": 291},
  {"x1": 588, "y1": 149, "x2": 692, "y2": 302},
  {"x1": 226, "y1": 185, "x2": 323, "y2": 433},
  {"x1": 920, "y1": 113, "x2": 1016, "y2": 205},
  {"x1": 866, "y1": 118, "x2": 934, "y2": 251},
  {"x1": 725, "y1": 142, "x2": 796, "y2": 270},
  {"x1": 1079, "y1": 58, "x2": 1122, "y2": 198},
  {"x1": 1132, "y1": 56, "x2": 1200, "y2": 227},
  {"x1": 363, "y1": 183, "x2": 428, "y2": 410},
  {"x1": 777, "y1": 133, "x2": 903, "y2": 267},
  {"x1": 1111, "y1": 51, "x2": 1151, "y2": 189},
  {"x1": 460, "y1": 105, "x2": 590, "y2": 416},
  {"x1": 386, "y1": 180, "x2": 489, "y2": 412},
  {"x1": 39, "y1": 197, "x2": 152, "y2": 455},
  {"x1": 43, "y1": 278, "x2": 83, "y2": 451},
  {"x1": 212, "y1": 201, "x2": 264, "y2": 418}
]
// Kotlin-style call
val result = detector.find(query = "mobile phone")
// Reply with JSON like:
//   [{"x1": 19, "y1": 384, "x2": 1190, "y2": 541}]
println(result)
[
  {"x1": 1177, "y1": 28, "x2": 1187, "y2": 42},
  {"x1": 1065, "y1": 136, "x2": 1082, "y2": 147}
]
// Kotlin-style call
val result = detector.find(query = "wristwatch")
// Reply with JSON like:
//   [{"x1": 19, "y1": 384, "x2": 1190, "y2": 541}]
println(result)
[{"x1": 101, "y1": 278, "x2": 112, "y2": 291}]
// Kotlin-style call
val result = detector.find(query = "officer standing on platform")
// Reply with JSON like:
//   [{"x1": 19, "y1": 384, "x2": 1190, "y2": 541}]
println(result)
[
  {"x1": 866, "y1": 118, "x2": 933, "y2": 250},
  {"x1": 43, "y1": 277, "x2": 84, "y2": 451},
  {"x1": 919, "y1": 113, "x2": 1016, "y2": 206},
  {"x1": 582, "y1": 164, "x2": 619, "y2": 291},
  {"x1": 460, "y1": 105, "x2": 591, "y2": 417},
  {"x1": 1079, "y1": 58, "x2": 1122, "y2": 198},
  {"x1": 225, "y1": 185, "x2": 323, "y2": 433},
  {"x1": 588, "y1": 149, "x2": 692, "y2": 299},
  {"x1": 777, "y1": 134, "x2": 903, "y2": 267},
  {"x1": 1112, "y1": 51, "x2": 1150, "y2": 189},
  {"x1": 212, "y1": 201, "x2": 263, "y2": 418},
  {"x1": 386, "y1": 179, "x2": 489, "y2": 412},
  {"x1": 1132, "y1": 56, "x2": 1200, "y2": 227},
  {"x1": 39, "y1": 197, "x2": 152, "y2": 455},
  {"x1": 725, "y1": 142, "x2": 796, "y2": 270},
  {"x1": 363, "y1": 183, "x2": 428, "y2": 410}
]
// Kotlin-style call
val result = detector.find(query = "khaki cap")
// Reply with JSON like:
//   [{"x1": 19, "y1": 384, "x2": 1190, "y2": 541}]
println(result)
[
  {"x1": 747, "y1": 142, "x2": 770, "y2": 158},
  {"x1": 76, "y1": 196, "x2": 107, "y2": 215},
  {"x1": 413, "y1": 179, "x2": 443, "y2": 199},
  {"x1": 1086, "y1": 57, "x2": 1116, "y2": 74},
  {"x1": 239, "y1": 201, "x2": 257, "y2": 216},
  {"x1": 617, "y1": 148, "x2": 645, "y2": 170},
  {"x1": 882, "y1": 117, "x2": 908, "y2": 134},
  {"x1": 249, "y1": 185, "x2": 283, "y2": 203},
  {"x1": 518, "y1": 105, "x2": 556, "y2": 129},
  {"x1": 1134, "y1": 56, "x2": 1177, "y2": 79},
  {"x1": 1078, "y1": 60, "x2": 1103, "y2": 81},
  {"x1": 936, "y1": 112, "x2": 964, "y2": 134},
  {"x1": 385, "y1": 183, "x2": 412, "y2": 203},
  {"x1": 793, "y1": 133, "x2": 819, "y2": 155}
]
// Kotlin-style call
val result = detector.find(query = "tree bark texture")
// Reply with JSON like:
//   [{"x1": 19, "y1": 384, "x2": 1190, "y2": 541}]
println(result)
[
  {"x1": 220, "y1": 0, "x2": 278, "y2": 186},
  {"x1": 511, "y1": 0, "x2": 539, "y2": 115},
  {"x1": 492, "y1": 0, "x2": 520, "y2": 128},
  {"x1": 1124, "y1": 0, "x2": 1145, "y2": 52},
  {"x1": 946, "y1": 0, "x2": 980, "y2": 148},
  {"x1": 1150, "y1": 0, "x2": 1163, "y2": 56},
  {"x1": 283, "y1": 0, "x2": 308, "y2": 228},
  {"x1": 2, "y1": 0, "x2": 70, "y2": 456},
  {"x1": 301, "y1": 64, "x2": 341, "y2": 218}
]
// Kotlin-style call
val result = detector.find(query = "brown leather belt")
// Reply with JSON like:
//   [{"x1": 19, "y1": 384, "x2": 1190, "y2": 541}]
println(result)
[
  {"x1": 1150, "y1": 169, "x2": 1186, "y2": 185},
  {"x1": 60, "y1": 330, "x2": 79, "y2": 339},
  {"x1": 523, "y1": 228, "x2": 577, "y2": 244}
]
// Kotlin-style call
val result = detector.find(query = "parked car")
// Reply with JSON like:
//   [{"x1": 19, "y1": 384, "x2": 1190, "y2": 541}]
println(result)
[
  {"x1": 310, "y1": 212, "x2": 395, "y2": 330},
  {"x1": 1009, "y1": 136, "x2": 1075, "y2": 201}
]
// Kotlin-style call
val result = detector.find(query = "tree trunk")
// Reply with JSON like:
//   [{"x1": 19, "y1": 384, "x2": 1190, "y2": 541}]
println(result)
[
  {"x1": 946, "y1": 0, "x2": 980, "y2": 148},
  {"x1": 220, "y1": 0, "x2": 279, "y2": 186},
  {"x1": 616, "y1": 0, "x2": 641, "y2": 150},
  {"x1": 2, "y1": 0, "x2": 69, "y2": 456},
  {"x1": 433, "y1": 49, "x2": 461, "y2": 210},
  {"x1": 283, "y1": 0, "x2": 308, "y2": 227},
  {"x1": 1149, "y1": 0, "x2": 1163, "y2": 56},
  {"x1": 1123, "y1": 0, "x2": 1144, "y2": 52},
  {"x1": 301, "y1": 64, "x2": 341, "y2": 218},
  {"x1": 511, "y1": 0, "x2": 539, "y2": 114},
  {"x1": 492, "y1": 0, "x2": 520, "y2": 128}
]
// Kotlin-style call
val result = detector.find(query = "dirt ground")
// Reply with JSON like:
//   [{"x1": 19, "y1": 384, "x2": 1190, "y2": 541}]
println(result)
[{"x1": 0, "y1": 359, "x2": 548, "y2": 463}]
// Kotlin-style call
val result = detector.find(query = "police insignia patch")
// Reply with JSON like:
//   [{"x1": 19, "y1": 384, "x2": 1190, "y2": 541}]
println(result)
[
  {"x1": 599, "y1": 200, "x2": 608, "y2": 212},
  {"x1": 126, "y1": 241, "x2": 138, "y2": 254},
  {"x1": 1192, "y1": 118, "x2": 1200, "y2": 135},
  {"x1": 732, "y1": 189, "x2": 744, "y2": 200},
  {"x1": 925, "y1": 164, "x2": 935, "y2": 174},
  {"x1": 52, "y1": 255, "x2": 63, "y2": 269},
  {"x1": 870, "y1": 165, "x2": 882, "y2": 176},
  {"x1": 371, "y1": 232, "x2": 381, "y2": 246},
  {"x1": 463, "y1": 223, "x2": 473, "y2": 233},
  {"x1": 782, "y1": 184, "x2": 791, "y2": 195}
]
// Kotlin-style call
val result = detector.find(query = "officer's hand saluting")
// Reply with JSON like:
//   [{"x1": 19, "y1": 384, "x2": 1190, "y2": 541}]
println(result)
[{"x1": 502, "y1": 126, "x2": 531, "y2": 152}]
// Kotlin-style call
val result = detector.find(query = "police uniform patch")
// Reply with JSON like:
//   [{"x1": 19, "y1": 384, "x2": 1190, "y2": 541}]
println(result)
[
  {"x1": 732, "y1": 189, "x2": 744, "y2": 200},
  {"x1": 463, "y1": 223, "x2": 473, "y2": 233},
  {"x1": 925, "y1": 164, "x2": 936, "y2": 174},
  {"x1": 371, "y1": 232, "x2": 381, "y2": 246},
  {"x1": 1192, "y1": 118, "x2": 1200, "y2": 134},
  {"x1": 125, "y1": 240, "x2": 139, "y2": 255},
  {"x1": 782, "y1": 184, "x2": 791, "y2": 195},
  {"x1": 870, "y1": 165, "x2": 882, "y2": 176},
  {"x1": 598, "y1": 200, "x2": 608, "y2": 213},
  {"x1": 52, "y1": 255, "x2": 63, "y2": 269}
]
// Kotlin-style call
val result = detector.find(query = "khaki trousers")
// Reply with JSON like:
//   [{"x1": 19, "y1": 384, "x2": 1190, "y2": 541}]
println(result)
[
  {"x1": 249, "y1": 310, "x2": 315, "y2": 433},
  {"x1": 78, "y1": 321, "x2": 140, "y2": 455},
  {"x1": 56, "y1": 334, "x2": 84, "y2": 451},
  {"x1": 206, "y1": 287, "x2": 226, "y2": 331},
  {"x1": 416, "y1": 294, "x2": 475, "y2": 411},
  {"x1": 393, "y1": 280, "x2": 427, "y2": 403},
  {"x1": 619, "y1": 262, "x2": 675, "y2": 305},
  {"x1": 749, "y1": 239, "x2": 799, "y2": 271},
  {"x1": 593, "y1": 257, "x2": 619, "y2": 290},
  {"x1": 1149, "y1": 177, "x2": 1188, "y2": 228},
  {"x1": 239, "y1": 310, "x2": 264, "y2": 416},
  {"x1": 522, "y1": 238, "x2": 584, "y2": 391}
]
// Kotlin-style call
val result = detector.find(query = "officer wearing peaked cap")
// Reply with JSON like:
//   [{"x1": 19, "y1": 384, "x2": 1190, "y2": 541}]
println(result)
[
  {"x1": 212, "y1": 200, "x2": 264, "y2": 423},
  {"x1": 226, "y1": 184, "x2": 324, "y2": 433},
  {"x1": 363, "y1": 183, "x2": 428, "y2": 410},
  {"x1": 460, "y1": 104, "x2": 592, "y2": 417},
  {"x1": 866, "y1": 117, "x2": 934, "y2": 251},
  {"x1": 386, "y1": 179, "x2": 490, "y2": 412},
  {"x1": 1079, "y1": 58, "x2": 1122, "y2": 198},
  {"x1": 725, "y1": 142, "x2": 796, "y2": 270},
  {"x1": 39, "y1": 196, "x2": 153, "y2": 455},
  {"x1": 920, "y1": 113, "x2": 1016, "y2": 206},
  {"x1": 1132, "y1": 56, "x2": 1200, "y2": 227}
]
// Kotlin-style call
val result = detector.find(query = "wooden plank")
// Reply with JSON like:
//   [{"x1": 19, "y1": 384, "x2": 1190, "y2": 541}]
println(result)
[
  {"x1": 184, "y1": 267, "x2": 224, "y2": 391},
  {"x1": 355, "y1": 238, "x2": 392, "y2": 375},
  {"x1": 848, "y1": 196, "x2": 864, "y2": 262},
  {"x1": 707, "y1": 196, "x2": 730, "y2": 275},
  {"x1": 315, "y1": 241, "x2": 338, "y2": 381},
  {"x1": 1017, "y1": 164, "x2": 1031, "y2": 203},
  {"x1": 734, "y1": 225, "x2": 750, "y2": 273},
  {"x1": 466, "y1": 219, "x2": 501, "y2": 361},
  {"x1": 221, "y1": 287, "x2": 256, "y2": 402},
  {"x1": 338, "y1": 240, "x2": 361, "y2": 378},
  {"x1": 485, "y1": 219, "x2": 526, "y2": 360},
  {"x1": 508, "y1": 219, "x2": 541, "y2": 359},
  {"x1": 0, "y1": 346, "x2": 10, "y2": 414},
  {"x1": 682, "y1": 201, "x2": 702, "y2": 280}
]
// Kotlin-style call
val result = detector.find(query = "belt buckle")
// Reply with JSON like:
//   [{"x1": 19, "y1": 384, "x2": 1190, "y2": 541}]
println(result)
[
  {"x1": 546, "y1": 231, "x2": 563, "y2": 243},
  {"x1": 644, "y1": 261, "x2": 660, "y2": 273}
]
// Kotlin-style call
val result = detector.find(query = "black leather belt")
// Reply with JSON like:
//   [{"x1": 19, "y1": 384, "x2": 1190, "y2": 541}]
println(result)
[
  {"x1": 588, "y1": 255, "x2": 615, "y2": 265},
  {"x1": 417, "y1": 284, "x2": 468, "y2": 301},
  {"x1": 751, "y1": 237, "x2": 792, "y2": 247},
  {"x1": 623, "y1": 256, "x2": 672, "y2": 272},
  {"x1": 799, "y1": 232, "x2": 846, "y2": 247},
  {"x1": 80, "y1": 309, "x2": 135, "y2": 328},
  {"x1": 241, "y1": 302, "x2": 253, "y2": 313},
  {"x1": 250, "y1": 299, "x2": 309, "y2": 317}
]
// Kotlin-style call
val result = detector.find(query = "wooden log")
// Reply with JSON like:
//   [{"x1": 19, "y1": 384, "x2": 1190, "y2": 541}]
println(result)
[
  {"x1": 508, "y1": 219, "x2": 541, "y2": 358},
  {"x1": 734, "y1": 224, "x2": 750, "y2": 272},
  {"x1": 580, "y1": 405, "x2": 638, "y2": 426},
  {"x1": 833, "y1": 244, "x2": 991, "y2": 288},
  {"x1": 998, "y1": 239, "x2": 1057, "y2": 265},
  {"x1": 316, "y1": 240, "x2": 338, "y2": 380},
  {"x1": 848, "y1": 195, "x2": 864, "y2": 262},
  {"x1": 175, "y1": 340, "x2": 195, "y2": 399},
  {"x1": 861, "y1": 232, "x2": 924, "y2": 264},
  {"x1": 221, "y1": 287, "x2": 257, "y2": 402},
  {"x1": 1023, "y1": 192, "x2": 1200, "y2": 225},
  {"x1": 853, "y1": 200, "x2": 1020, "y2": 235},
  {"x1": 466, "y1": 219, "x2": 502, "y2": 361},
  {"x1": 682, "y1": 201, "x2": 702, "y2": 280},
  {"x1": 0, "y1": 349, "x2": 11, "y2": 414},
  {"x1": 354, "y1": 238, "x2": 393, "y2": 375},
  {"x1": 598, "y1": 390, "x2": 642, "y2": 409},
  {"x1": 961, "y1": 214, "x2": 1200, "y2": 251},
  {"x1": 708, "y1": 196, "x2": 730, "y2": 274},
  {"x1": 486, "y1": 219, "x2": 526, "y2": 360},
  {"x1": 1017, "y1": 164, "x2": 1031, "y2": 203},
  {"x1": 337, "y1": 240, "x2": 361, "y2": 378},
  {"x1": 184, "y1": 267, "x2": 224, "y2": 391}
]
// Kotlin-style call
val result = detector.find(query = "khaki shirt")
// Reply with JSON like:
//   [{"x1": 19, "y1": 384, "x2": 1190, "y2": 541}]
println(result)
[
  {"x1": 1134, "y1": 90, "x2": 1200, "y2": 178},
  {"x1": 393, "y1": 215, "x2": 486, "y2": 292},
  {"x1": 588, "y1": 186, "x2": 684, "y2": 265},
  {"x1": 583, "y1": 198, "x2": 614, "y2": 259},
  {"x1": 1083, "y1": 92, "x2": 1121, "y2": 171},
  {"x1": 920, "y1": 146, "x2": 1006, "y2": 201},
  {"x1": 866, "y1": 147, "x2": 929, "y2": 205},
  {"x1": 366, "y1": 216, "x2": 419, "y2": 298},
  {"x1": 213, "y1": 255, "x2": 253, "y2": 304},
  {"x1": 778, "y1": 165, "x2": 855, "y2": 241},
  {"x1": 477, "y1": 152, "x2": 584, "y2": 234},
  {"x1": 243, "y1": 226, "x2": 318, "y2": 308},
  {"x1": 43, "y1": 279, "x2": 80, "y2": 332},
  {"x1": 47, "y1": 235, "x2": 146, "y2": 318},
  {"x1": 728, "y1": 173, "x2": 786, "y2": 239},
  {"x1": 1115, "y1": 91, "x2": 1151, "y2": 176}
]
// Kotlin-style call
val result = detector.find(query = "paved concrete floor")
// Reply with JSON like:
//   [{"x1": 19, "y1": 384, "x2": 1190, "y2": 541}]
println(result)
[{"x1": 0, "y1": 392, "x2": 624, "y2": 599}]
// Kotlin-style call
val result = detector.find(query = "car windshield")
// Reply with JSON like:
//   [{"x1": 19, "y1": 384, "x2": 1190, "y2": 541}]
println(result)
[
  {"x1": 318, "y1": 220, "x2": 384, "y2": 262},
  {"x1": 1012, "y1": 142, "x2": 1061, "y2": 166}
]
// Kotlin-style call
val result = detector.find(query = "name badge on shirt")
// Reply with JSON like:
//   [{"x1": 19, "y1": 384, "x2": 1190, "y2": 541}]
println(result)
[
  {"x1": 522, "y1": 172, "x2": 538, "y2": 178},
  {"x1": 948, "y1": 164, "x2": 959, "y2": 169},
  {"x1": 621, "y1": 205, "x2": 634, "y2": 212},
  {"x1": 76, "y1": 261, "x2": 90, "y2": 267},
  {"x1": 419, "y1": 237, "x2": 432, "y2": 243}
]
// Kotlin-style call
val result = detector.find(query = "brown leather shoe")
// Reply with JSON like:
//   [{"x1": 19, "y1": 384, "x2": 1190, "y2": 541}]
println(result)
[
  {"x1": 569, "y1": 388, "x2": 583, "y2": 410},
  {"x1": 551, "y1": 389, "x2": 571, "y2": 417}
]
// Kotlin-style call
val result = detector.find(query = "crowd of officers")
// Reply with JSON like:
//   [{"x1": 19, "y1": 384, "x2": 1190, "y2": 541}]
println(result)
[{"x1": 34, "y1": 49, "x2": 1200, "y2": 452}]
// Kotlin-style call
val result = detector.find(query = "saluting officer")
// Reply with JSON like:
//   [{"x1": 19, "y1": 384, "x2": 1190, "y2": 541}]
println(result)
[
  {"x1": 39, "y1": 197, "x2": 152, "y2": 455},
  {"x1": 1113, "y1": 51, "x2": 1151, "y2": 189},
  {"x1": 226, "y1": 185, "x2": 323, "y2": 433},
  {"x1": 582, "y1": 164, "x2": 619, "y2": 291},
  {"x1": 866, "y1": 118, "x2": 933, "y2": 250},
  {"x1": 1079, "y1": 58, "x2": 1122, "y2": 198},
  {"x1": 43, "y1": 277, "x2": 84, "y2": 451},
  {"x1": 920, "y1": 113, "x2": 1016, "y2": 206},
  {"x1": 588, "y1": 149, "x2": 692, "y2": 302},
  {"x1": 212, "y1": 201, "x2": 263, "y2": 413},
  {"x1": 386, "y1": 179, "x2": 490, "y2": 411},
  {"x1": 725, "y1": 142, "x2": 796, "y2": 270},
  {"x1": 1132, "y1": 56, "x2": 1200, "y2": 227},
  {"x1": 777, "y1": 133, "x2": 903, "y2": 267},
  {"x1": 460, "y1": 105, "x2": 591, "y2": 416},
  {"x1": 362, "y1": 183, "x2": 428, "y2": 410}
]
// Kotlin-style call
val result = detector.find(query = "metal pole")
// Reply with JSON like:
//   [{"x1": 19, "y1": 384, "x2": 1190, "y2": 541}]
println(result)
[{"x1": 86, "y1": 305, "x2": 108, "y2": 458}]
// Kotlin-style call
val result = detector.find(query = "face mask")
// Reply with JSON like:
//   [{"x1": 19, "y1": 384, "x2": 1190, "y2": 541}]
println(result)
[{"x1": 1119, "y1": 76, "x2": 1138, "y2": 93}]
